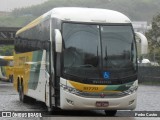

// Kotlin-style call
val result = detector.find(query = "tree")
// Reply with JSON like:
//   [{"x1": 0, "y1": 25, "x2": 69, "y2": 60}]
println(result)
[{"x1": 146, "y1": 13, "x2": 160, "y2": 63}]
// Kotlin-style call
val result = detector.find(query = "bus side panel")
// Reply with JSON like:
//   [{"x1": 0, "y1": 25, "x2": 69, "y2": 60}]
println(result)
[
  {"x1": 28, "y1": 50, "x2": 43, "y2": 90},
  {"x1": 14, "y1": 17, "x2": 51, "y2": 102},
  {"x1": 27, "y1": 50, "x2": 47, "y2": 102},
  {"x1": 13, "y1": 52, "x2": 33, "y2": 93},
  {"x1": 14, "y1": 50, "x2": 47, "y2": 102}
]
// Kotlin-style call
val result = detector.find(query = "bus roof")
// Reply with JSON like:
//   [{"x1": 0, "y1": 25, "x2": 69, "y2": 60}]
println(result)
[
  {"x1": 17, "y1": 7, "x2": 131, "y2": 35},
  {"x1": 50, "y1": 7, "x2": 131, "y2": 23}
]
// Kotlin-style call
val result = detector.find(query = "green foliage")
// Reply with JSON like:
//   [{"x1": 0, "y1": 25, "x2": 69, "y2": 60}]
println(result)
[
  {"x1": 146, "y1": 13, "x2": 160, "y2": 63},
  {"x1": 0, "y1": 45, "x2": 14, "y2": 56},
  {"x1": 11, "y1": 0, "x2": 160, "y2": 22},
  {"x1": 0, "y1": 15, "x2": 36, "y2": 27}
]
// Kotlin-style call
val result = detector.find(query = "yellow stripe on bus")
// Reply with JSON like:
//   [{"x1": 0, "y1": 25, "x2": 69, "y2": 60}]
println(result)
[
  {"x1": 68, "y1": 80, "x2": 120, "y2": 93},
  {"x1": 16, "y1": 16, "x2": 43, "y2": 35}
]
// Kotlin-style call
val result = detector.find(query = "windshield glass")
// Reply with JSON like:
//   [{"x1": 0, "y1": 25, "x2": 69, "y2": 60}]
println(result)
[
  {"x1": 101, "y1": 26, "x2": 135, "y2": 69},
  {"x1": 62, "y1": 23, "x2": 101, "y2": 79},
  {"x1": 101, "y1": 26, "x2": 137, "y2": 79},
  {"x1": 62, "y1": 23, "x2": 137, "y2": 82}
]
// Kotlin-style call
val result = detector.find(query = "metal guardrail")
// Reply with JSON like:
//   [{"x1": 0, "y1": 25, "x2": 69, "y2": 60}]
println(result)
[{"x1": 138, "y1": 66, "x2": 160, "y2": 84}]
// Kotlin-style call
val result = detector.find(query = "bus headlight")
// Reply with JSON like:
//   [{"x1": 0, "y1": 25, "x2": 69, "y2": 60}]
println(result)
[
  {"x1": 60, "y1": 84, "x2": 80, "y2": 95},
  {"x1": 123, "y1": 85, "x2": 138, "y2": 95}
]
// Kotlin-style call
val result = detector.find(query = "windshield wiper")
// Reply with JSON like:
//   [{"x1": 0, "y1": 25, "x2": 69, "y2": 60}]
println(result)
[{"x1": 78, "y1": 64, "x2": 95, "y2": 68}]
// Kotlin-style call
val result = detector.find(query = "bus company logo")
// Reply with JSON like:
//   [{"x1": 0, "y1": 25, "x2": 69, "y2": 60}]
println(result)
[
  {"x1": 1, "y1": 112, "x2": 43, "y2": 118},
  {"x1": 100, "y1": 93, "x2": 106, "y2": 98},
  {"x1": 2, "y1": 112, "x2": 11, "y2": 117}
]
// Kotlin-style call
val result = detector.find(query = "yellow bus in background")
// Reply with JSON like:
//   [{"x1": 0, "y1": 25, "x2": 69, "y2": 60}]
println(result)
[{"x1": 0, "y1": 56, "x2": 14, "y2": 82}]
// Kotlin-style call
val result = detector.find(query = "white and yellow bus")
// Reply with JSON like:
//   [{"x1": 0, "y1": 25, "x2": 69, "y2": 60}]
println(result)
[
  {"x1": 0, "y1": 56, "x2": 14, "y2": 82},
  {"x1": 14, "y1": 7, "x2": 147, "y2": 116}
]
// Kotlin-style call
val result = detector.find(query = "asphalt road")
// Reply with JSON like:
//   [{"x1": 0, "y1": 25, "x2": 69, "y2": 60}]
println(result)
[{"x1": 0, "y1": 81, "x2": 160, "y2": 120}]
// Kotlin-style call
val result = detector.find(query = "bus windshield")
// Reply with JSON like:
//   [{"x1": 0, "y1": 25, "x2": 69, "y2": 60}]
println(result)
[
  {"x1": 62, "y1": 23, "x2": 137, "y2": 83},
  {"x1": 101, "y1": 26, "x2": 137, "y2": 79}
]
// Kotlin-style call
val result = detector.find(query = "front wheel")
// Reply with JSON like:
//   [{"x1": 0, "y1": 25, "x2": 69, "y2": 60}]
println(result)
[{"x1": 104, "y1": 110, "x2": 117, "y2": 116}]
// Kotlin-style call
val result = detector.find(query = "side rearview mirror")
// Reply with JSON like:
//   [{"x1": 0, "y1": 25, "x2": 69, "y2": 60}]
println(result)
[
  {"x1": 55, "y1": 29, "x2": 62, "y2": 53},
  {"x1": 135, "y1": 32, "x2": 148, "y2": 55}
]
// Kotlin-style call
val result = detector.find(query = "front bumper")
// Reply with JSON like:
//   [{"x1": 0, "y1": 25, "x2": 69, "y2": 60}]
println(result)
[{"x1": 60, "y1": 87, "x2": 137, "y2": 110}]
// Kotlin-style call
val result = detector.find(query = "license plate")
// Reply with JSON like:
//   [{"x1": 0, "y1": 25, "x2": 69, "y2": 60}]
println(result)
[{"x1": 96, "y1": 101, "x2": 109, "y2": 107}]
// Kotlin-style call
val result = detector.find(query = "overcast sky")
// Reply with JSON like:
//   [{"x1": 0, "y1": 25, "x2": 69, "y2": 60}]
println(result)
[{"x1": 0, "y1": 0, "x2": 48, "y2": 12}]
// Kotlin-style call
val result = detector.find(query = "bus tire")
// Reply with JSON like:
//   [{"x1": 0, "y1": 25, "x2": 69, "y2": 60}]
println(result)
[
  {"x1": 18, "y1": 81, "x2": 28, "y2": 103},
  {"x1": 104, "y1": 110, "x2": 117, "y2": 116}
]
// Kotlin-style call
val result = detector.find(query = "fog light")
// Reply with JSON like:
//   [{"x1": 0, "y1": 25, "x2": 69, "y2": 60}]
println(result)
[
  {"x1": 129, "y1": 100, "x2": 135, "y2": 105},
  {"x1": 66, "y1": 98, "x2": 74, "y2": 105}
]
